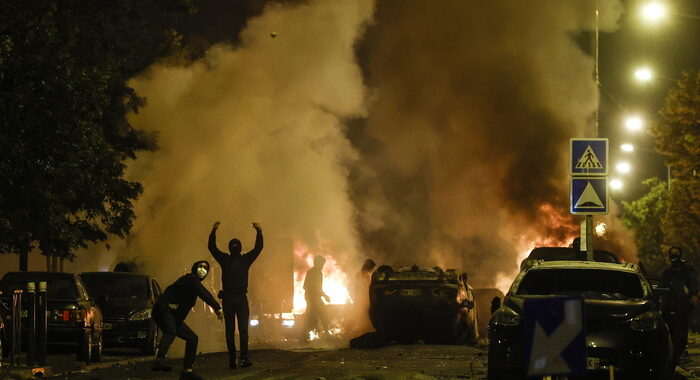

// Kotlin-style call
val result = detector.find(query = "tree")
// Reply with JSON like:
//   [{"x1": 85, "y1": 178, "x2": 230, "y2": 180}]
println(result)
[
  {"x1": 621, "y1": 178, "x2": 668, "y2": 278},
  {"x1": 0, "y1": 0, "x2": 193, "y2": 270},
  {"x1": 652, "y1": 69, "x2": 700, "y2": 267}
]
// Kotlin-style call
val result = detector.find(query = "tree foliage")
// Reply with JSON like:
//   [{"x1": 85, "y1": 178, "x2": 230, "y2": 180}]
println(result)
[
  {"x1": 0, "y1": 0, "x2": 193, "y2": 268},
  {"x1": 621, "y1": 178, "x2": 668, "y2": 277},
  {"x1": 650, "y1": 69, "x2": 700, "y2": 268}
]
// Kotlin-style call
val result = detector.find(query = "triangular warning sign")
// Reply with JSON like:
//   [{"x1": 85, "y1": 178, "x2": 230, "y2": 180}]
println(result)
[
  {"x1": 575, "y1": 146, "x2": 603, "y2": 169},
  {"x1": 575, "y1": 182, "x2": 604, "y2": 208}
]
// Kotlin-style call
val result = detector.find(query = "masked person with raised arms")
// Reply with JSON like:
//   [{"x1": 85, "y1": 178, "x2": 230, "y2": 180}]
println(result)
[
  {"x1": 151, "y1": 260, "x2": 223, "y2": 380},
  {"x1": 209, "y1": 221, "x2": 263, "y2": 369}
]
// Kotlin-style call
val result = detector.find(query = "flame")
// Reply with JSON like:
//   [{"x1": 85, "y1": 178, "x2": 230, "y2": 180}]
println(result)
[
  {"x1": 493, "y1": 202, "x2": 579, "y2": 294},
  {"x1": 292, "y1": 239, "x2": 352, "y2": 314}
]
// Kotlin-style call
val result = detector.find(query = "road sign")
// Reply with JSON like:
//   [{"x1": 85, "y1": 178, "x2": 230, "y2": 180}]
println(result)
[
  {"x1": 523, "y1": 297, "x2": 586, "y2": 377},
  {"x1": 571, "y1": 178, "x2": 608, "y2": 214},
  {"x1": 570, "y1": 138, "x2": 608, "y2": 176}
]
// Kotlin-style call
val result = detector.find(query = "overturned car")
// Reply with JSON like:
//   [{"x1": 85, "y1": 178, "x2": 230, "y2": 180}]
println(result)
[{"x1": 369, "y1": 265, "x2": 478, "y2": 344}]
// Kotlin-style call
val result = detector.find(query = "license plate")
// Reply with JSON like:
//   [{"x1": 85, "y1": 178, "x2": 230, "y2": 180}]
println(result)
[
  {"x1": 400, "y1": 289, "x2": 422, "y2": 296},
  {"x1": 586, "y1": 357, "x2": 600, "y2": 370}
]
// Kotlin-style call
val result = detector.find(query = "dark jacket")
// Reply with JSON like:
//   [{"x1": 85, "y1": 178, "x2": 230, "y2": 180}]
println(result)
[
  {"x1": 208, "y1": 229, "x2": 263, "y2": 295},
  {"x1": 157, "y1": 260, "x2": 222, "y2": 321},
  {"x1": 663, "y1": 259, "x2": 698, "y2": 306}
]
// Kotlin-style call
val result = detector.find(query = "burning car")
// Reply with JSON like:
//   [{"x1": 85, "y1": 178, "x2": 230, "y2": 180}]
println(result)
[
  {"x1": 488, "y1": 260, "x2": 672, "y2": 380},
  {"x1": 369, "y1": 265, "x2": 478, "y2": 344}
]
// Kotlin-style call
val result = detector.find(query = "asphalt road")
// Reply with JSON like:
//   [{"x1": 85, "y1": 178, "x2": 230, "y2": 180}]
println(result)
[
  {"x1": 32, "y1": 343, "x2": 488, "y2": 380},
  {"x1": 6, "y1": 334, "x2": 700, "y2": 379}
]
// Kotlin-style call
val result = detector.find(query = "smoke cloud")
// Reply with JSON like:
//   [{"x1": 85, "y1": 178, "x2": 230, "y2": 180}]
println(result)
[{"x1": 349, "y1": 0, "x2": 630, "y2": 288}]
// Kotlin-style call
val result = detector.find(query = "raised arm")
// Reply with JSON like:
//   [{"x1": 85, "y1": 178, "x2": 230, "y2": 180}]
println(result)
[
  {"x1": 244, "y1": 222, "x2": 264, "y2": 262},
  {"x1": 208, "y1": 221, "x2": 226, "y2": 263}
]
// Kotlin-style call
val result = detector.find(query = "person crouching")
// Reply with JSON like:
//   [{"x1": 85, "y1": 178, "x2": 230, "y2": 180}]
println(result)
[{"x1": 151, "y1": 260, "x2": 223, "y2": 380}]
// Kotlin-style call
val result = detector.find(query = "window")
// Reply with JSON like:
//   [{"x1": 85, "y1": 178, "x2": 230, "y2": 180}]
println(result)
[{"x1": 516, "y1": 269, "x2": 645, "y2": 299}]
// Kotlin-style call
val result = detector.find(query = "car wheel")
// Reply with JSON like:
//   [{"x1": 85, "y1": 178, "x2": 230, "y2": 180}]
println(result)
[
  {"x1": 141, "y1": 326, "x2": 158, "y2": 356},
  {"x1": 78, "y1": 331, "x2": 92, "y2": 365},
  {"x1": 91, "y1": 331, "x2": 102, "y2": 363}
]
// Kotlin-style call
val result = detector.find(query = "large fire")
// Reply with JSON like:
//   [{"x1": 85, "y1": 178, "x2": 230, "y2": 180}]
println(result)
[
  {"x1": 292, "y1": 240, "x2": 352, "y2": 314},
  {"x1": 493, "y1": 203, "x2": 579, "y2": 293}
]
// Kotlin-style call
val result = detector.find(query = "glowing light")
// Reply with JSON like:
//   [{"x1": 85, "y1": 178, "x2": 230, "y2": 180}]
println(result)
[
  {"x1": 625, "y1": 115, "x2": 644, "y2": 132},
  {"x1": 595, "y1": 223, "x2": 607, "y2": 237},
  {"x1": 641, "y1": 2, "x2": 668, "y2": 24},
  {"x1": 309, "y1": 330, "x2": 320, "y2": 341},
  {"x1": 292, "y1": 240, "x2": 351, "y2": 314},
  {"x1": 281, "y1": 319, "x2": 295, "y2": 328},
  {"x1": 250, "y1": 319, "x2": 260, "y2": 326},
  {"x1": 621, "y1": 143, "x2": 634, "y2": 152},
  {"x1": 610, "y1": 179, "x2": 624, "y2": 190},
  {"x1": 634, "y1": 67, "x2": 653, "y2": 83},
  {"x1": 616, "y1": 162, "x2": 631, "y2": 174}
]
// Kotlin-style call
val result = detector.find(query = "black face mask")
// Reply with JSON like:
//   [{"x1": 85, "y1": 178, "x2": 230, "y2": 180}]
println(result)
[{"x1": 229, "y1": 239, "x2": 242, "y2": 256}]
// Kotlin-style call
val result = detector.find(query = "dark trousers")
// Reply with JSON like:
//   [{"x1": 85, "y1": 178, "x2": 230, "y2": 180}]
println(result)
[
  {"x1": 666, "y1": 299, "x2": 692, "y2": 365},
  {"x1": 223, "y1": 294, "x2": 250, "y2": 362},
  {"x1": 152, "y1": 302, "x2": 198, "y2": 369},
  {"x1": 303, "y1": 294, "x2": 328, "y2": 339}
]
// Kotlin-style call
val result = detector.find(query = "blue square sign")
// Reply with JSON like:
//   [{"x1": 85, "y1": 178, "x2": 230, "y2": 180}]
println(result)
[
  {"x1": 571, "y1": 138, "x2": 608, "y2": 176},
  {"x1": 523, "y1": 297, "x2": 586, "y2": 377},
  {"x1": 571, "y1": 178, "x2": 608, "y2": 215}
]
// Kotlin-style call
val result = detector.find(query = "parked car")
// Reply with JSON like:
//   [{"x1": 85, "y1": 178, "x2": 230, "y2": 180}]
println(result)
[
  {"x1": 0, "y1": 271, "x2": 103, "y2": 364},
  {"x1": 369, "y1": 265, "x2": 478, "y2": 344},
  {"x1": 520, "y1": 246, "x2": 619, "y2": 270},
  {"x1": 488, "y1": 260, "x2": 672, "y2": 380},
  {"x1": 79, "y1": 271, "x2": 161, "y2": 355}
]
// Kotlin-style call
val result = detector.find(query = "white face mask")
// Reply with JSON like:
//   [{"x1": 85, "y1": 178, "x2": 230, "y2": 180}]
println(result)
[{"x1": 196, "y1": 267, "x2": 208, "y2": 279}]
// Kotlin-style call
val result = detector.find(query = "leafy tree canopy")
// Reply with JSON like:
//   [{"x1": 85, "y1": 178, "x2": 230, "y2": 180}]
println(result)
[
  {"x1": 650, "y1": 69, "x2": 700, "y2": 268},
  {"x1": 0, "y1": 0, "x2": 193, "y2": 269}
]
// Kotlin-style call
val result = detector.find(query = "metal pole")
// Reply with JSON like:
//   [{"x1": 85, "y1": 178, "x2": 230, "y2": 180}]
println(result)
[
  {"x1": 27, "y1": 282, "x2": 36, "y2": 366},
  {"x1": 594, "y1": 0, "x2": 600, "y2": 137},
  {"x1": 586, "y1": 215, "x2": 594, "y2": 261},
  {"x1": 37, "y1": 281, "x2": 48, "y2": 366},
  {"x1": 11, "y1": 289, "x2": 23, "y2": 366}
]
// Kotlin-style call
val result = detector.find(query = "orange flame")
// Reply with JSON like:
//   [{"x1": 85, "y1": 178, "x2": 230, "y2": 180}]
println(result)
[{"x1": 292, "y1": 240, "x2": 351, "y2": 314}]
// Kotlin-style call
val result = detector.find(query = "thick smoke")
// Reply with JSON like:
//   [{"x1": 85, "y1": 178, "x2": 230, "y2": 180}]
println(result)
[
  {"x1": 102, "y1": 0, "x2": 375, "y2": 350},
  {"x1": 349, "y1": 0, "x2": 630, "y2": 288}
]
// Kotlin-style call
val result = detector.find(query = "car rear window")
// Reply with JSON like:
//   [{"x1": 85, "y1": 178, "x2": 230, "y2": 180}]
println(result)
[
  {"x1": 0, "y1": 273, "x2": 78, "y2": 299},
  {"x1": 80, "y1": 273, "x2": 149, "y2": 299},
  {"x1": 516, "y1": 269, "x2": 645, "y2": 299}
]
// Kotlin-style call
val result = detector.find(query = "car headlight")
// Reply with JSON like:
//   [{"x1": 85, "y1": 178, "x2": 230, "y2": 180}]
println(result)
[
  {"x1": 492, "y1": 309, "x2": 520, "y2": 326},
  {"x1": 629, "y1": 312, "x2": 659, "y2": 331},
  {"x1": 129, "y1": 308, "x2": 152, "y2": 321}
]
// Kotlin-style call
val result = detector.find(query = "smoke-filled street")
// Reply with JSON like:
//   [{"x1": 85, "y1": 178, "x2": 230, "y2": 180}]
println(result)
[{"x1": 3, "y1": 0, "x2": 700, "y2": 379}]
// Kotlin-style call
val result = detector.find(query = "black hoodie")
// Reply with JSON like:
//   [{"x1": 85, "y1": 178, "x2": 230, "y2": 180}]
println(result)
[
  {"x1": 208, "y1": 229, "x2": 263, "y2": 295},
  {"x1": 157, "y1": 260, "x2": 222, "y2": 321}
]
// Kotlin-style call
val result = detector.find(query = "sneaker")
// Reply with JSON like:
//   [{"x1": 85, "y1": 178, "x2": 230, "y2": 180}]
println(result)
[
  {"x1": 229, "y1": 361, "x2": 237, "y2": 369},
  {"x1": 180, "y1": 369, "x2": 205, "y2": 380},
  {"x1": 240, "y1": 358, "x2": 253, "y2": 368},
  {"x1": 151, "y1": 359, "x2": 172, "y2": 372}
]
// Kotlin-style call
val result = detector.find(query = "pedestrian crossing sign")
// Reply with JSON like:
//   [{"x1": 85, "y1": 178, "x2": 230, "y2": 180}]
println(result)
[
  {"x1": 571, "y1": 178, "x2": 608, "y2": 215},
  {"x1": 570, "y1": 138, "x2": 608, "y2": 176}
]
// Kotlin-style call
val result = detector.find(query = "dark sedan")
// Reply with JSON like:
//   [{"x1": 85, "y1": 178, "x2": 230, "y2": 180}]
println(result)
[
  {"x1": 488, "y1": 260, "x2": 672, "y2": 380},
  {"x1": 0, "y1": 271, "x2": 103, "y2": 364},
  {"x1": 369, "y1": 265, "x2": 478, "y2": 344},
  {"x1": 80, "y1": 271, "x2": 161, "y2": 355}
]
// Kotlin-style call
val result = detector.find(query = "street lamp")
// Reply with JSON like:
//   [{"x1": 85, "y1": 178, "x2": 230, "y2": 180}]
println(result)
[
  {"x1": 634, "y1": 67, "x2": 654, "y2": 82},
  {"x1": 625, "y1": 115, "x2": 645, "y2": 132},
  {"x1": 621, "y1": 143, "x2": 635, "y2": 152},
  {"x1": 616, "y1": 161, "x2": 632, "y2": 174},
  {"x1": 640, "y1": 2, "x2": 668, "y2": 24},
  {"x1": 610, "y1": 179, "x2": 624, "y2": 190}
]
